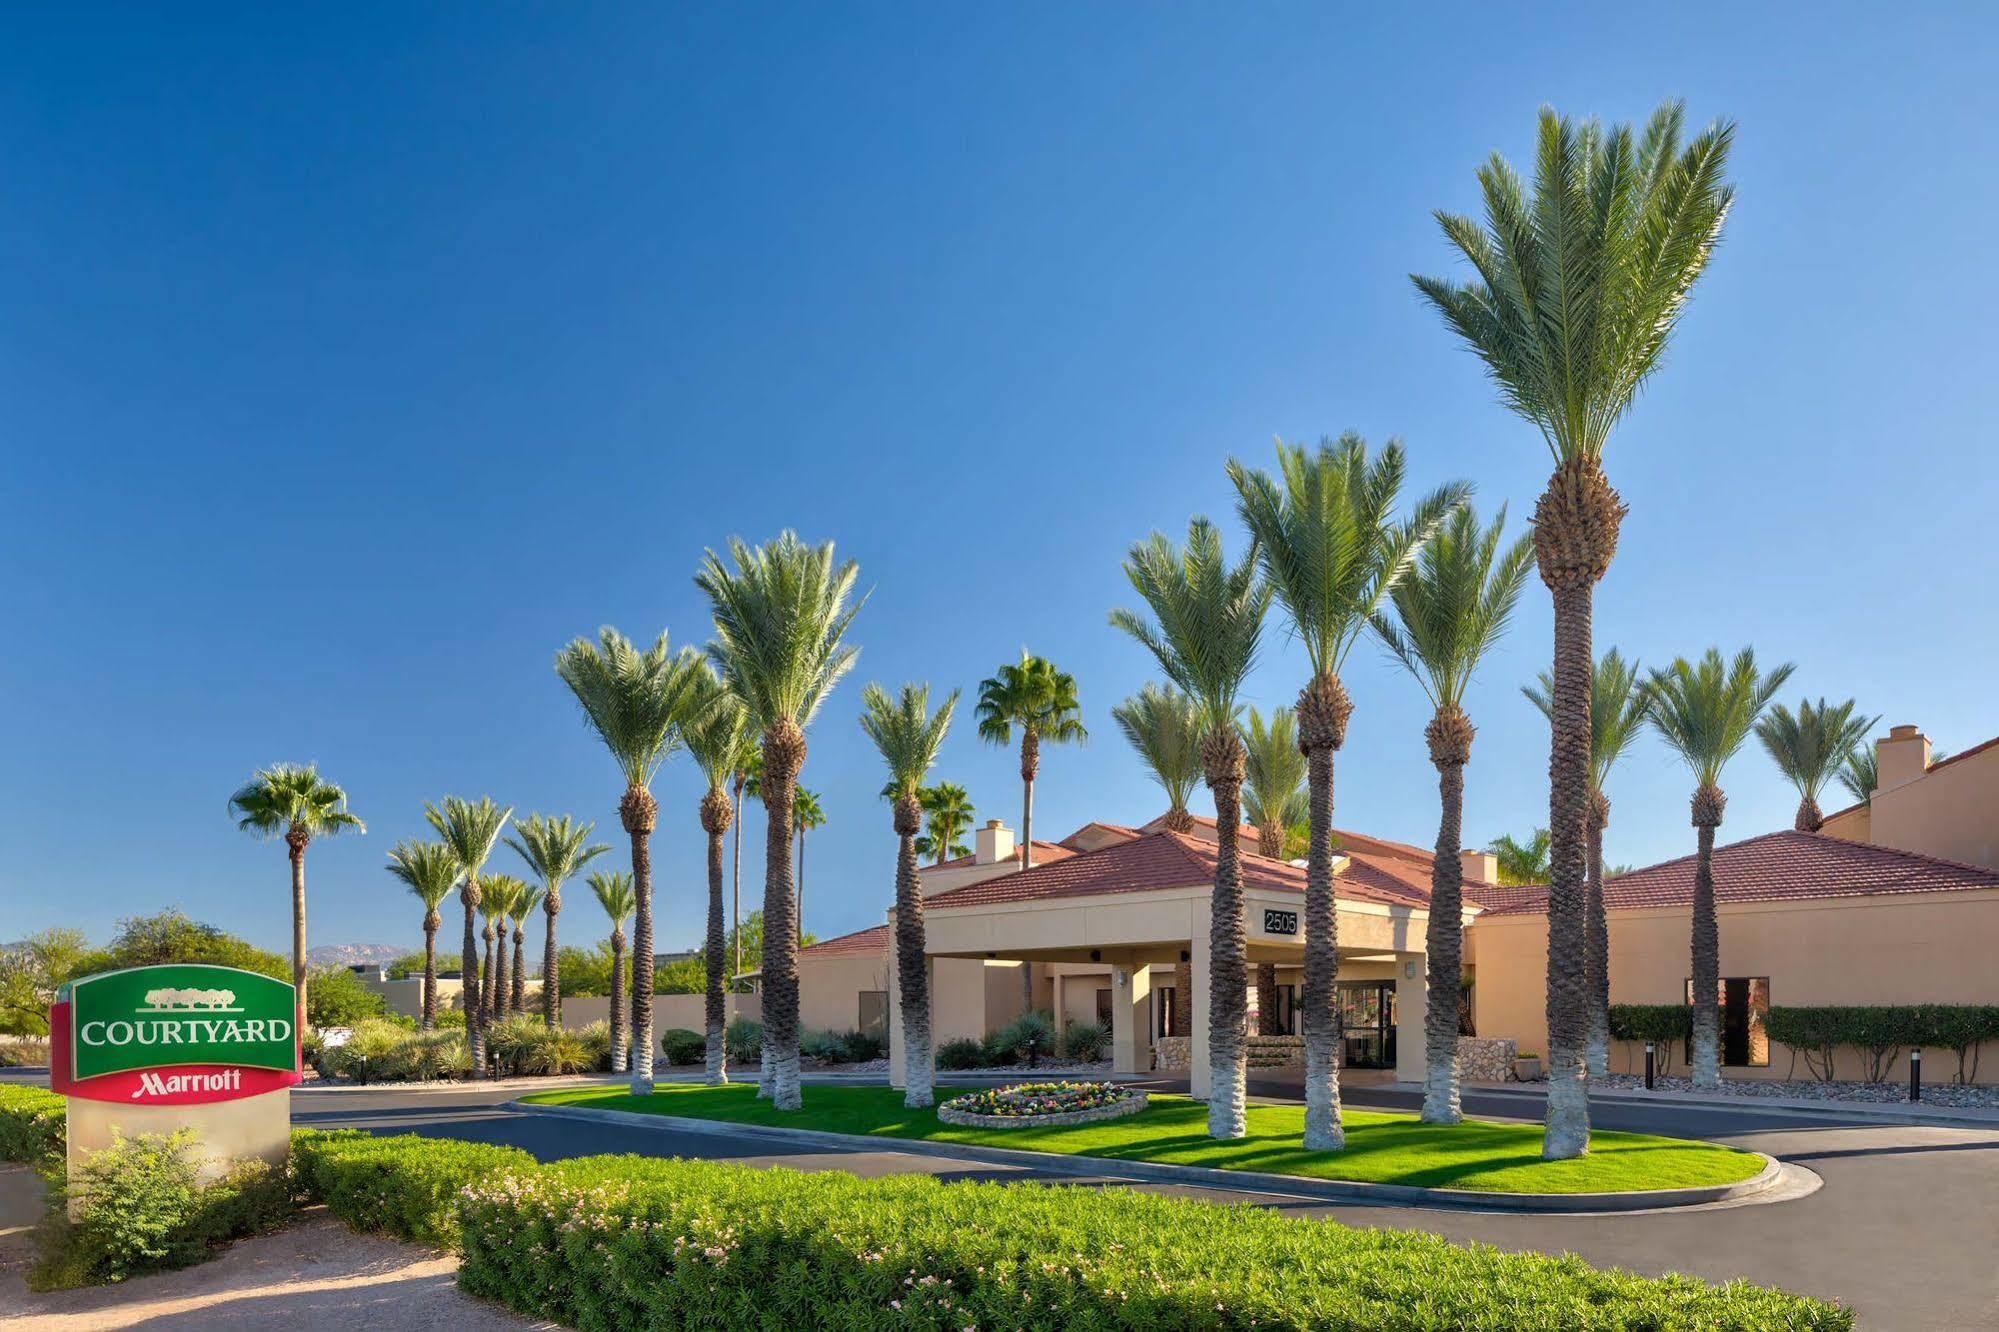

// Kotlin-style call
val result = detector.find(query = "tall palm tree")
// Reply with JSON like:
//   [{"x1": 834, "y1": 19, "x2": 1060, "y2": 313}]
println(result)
[
  {"x1": 1114, "y1": 683, "x2": 1204, "y2": 832},
  {"x1": 1487, "y1": 830, "x2": 1552, "y2": 885},
  {"x1": 1414, "y1": 101, "x2": 1736, "y2": 1159},
  {"x1": 384, "y1": 840, "x2": 460, "y2": 1030},
  {"x1": 1839, "y1": 742, "x2": 1879, "y2": 805},
  {"x1": 1757, "y1": 698, "x2": 1877, "y2": 833},
  {"x1": 1525, "y1": 649, "x2": 1653, "y2": 1074},
  {"x1": 1646, "y1": 648, "x2": 1793, "y2": 1089},
  {"x1": 1374, "y1": 503, "x2": 1534, "y2": 1124},
  {"x1": 227, "y1": 764, "x2": 365, "y2": 1038},
  {"x1": 1230, "y1": 435, "x2": 1461, "y2": 1150},
  {"x1": 915, "y1": 783, "x2": 975, "y2": 864},
  {"x1": 1240, "y1": 706, "x2": 1308, "y2": 1037},
  {"x1": 424, "y1": 795, "x2": 511, "y2": 1076},
  {"x1": 588, "y1": 870, "x2": 636, "y2": 1074},
  {"x1": 481, "y1": 875, "x2": 528, "y2": 1022},
  {"x1": 792, "y1": 788, "x2": 826, "y2": 942},
  {"x1": 505, "y1": 813, "x2": 610, "y2": 1026},
  {"x1": 684, "y1": 665, "x2": 757, "y2": 1084},
  {"x1": 730, "y1": 756, "x2": 754, "y2": 1006},
  {"x1": 976, "y1": 651, "x2": 1087, "y2": 870},
  {"x1": 697, "y1": 532, "x2": 864, "y2": 1112},
  {"x1": 1112, "y1": 517, "x2": 1269, "y2": 1139},
  {"x1": 859, "y1": 682, "x2": 959, "y2": 1109},
  {"x1": 555, "y1": 627, "x2": 709, "y2": 1096},
  {"x1": 511, "y1": 882, "x2": 543, "y2": 1015}
]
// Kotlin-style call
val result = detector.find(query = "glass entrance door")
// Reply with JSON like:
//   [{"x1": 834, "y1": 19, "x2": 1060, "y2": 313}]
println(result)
[{"x1": 1338, "y1": 981, "x2": 1397, "y2": 1069}]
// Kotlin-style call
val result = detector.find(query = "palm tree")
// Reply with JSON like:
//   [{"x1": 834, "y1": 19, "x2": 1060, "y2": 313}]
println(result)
[
  {"x1": 1374, "y1": 503, "x2": 1534, "y2": 1124},
  {"x1": 555, "y1": 627, "x2": 709, "y2": 1096},
  {"x1": 1525, "y1": 649, "x2": 1652, "y2": 1074},
  {"x1": 589, "y1": 870, "x2": 636, "y2": 1074},
  {"x1": 227, "y1": 764, "x2": 365, "y2": 1038},
  {"x1": 1240, "y1": 705, "x2": 1308, "y2": 1037},
  {"x1": 792, "y1": 788, "x2": 826, "y2": 942},
  {"x1": 976, "y1": 651, "x2": 1087, "y2": 870},
  {"x1": 1114, "y1": 684, "x2": 1204, "y2": 832},
  {"x1": 858, "y1": 682, "x2": 959, "y2": 1109},
  {"x1": 1112, "y1": 517, "x2": 1269, "y2": 1139},
  {"x1": 1230, "y1": 435, "x2": 1461, "y2": 1150},
  {"x1": 511, "y1": 882, "x2": 543, "y2": 1015},
  {"x1": 1414, "y1": 101, "x2": 1736, "y2": 1160},
  {"x1": 482, "y1": 875, "x2": 528, "y2": 1022},
  {"x1": 425, "y1": 796, "x2": 511, "y2": 1076},
  {"x1": 684, "y1": 665, "x2": 757, "y2": 1084},
  {"x1": 1757, "y1": 698, "x2": 1877, "y2": 832},
  {"x1": 1840, "y1": 742, "x2": 1879, "y2": 804},
  {"x1": 505, "y1": 814, "x2": 610, "y2": 1026},
  {"x1": 1646, "y1": 648, "x2": 1793, "y2": 1089},
  {"x1": 1487, "y1": 830, "x2": 1552, "y2": 885},
  {"x1": 915, "y1": 783, "x2": 975, "y2": 864},
  {"x1": 697, "y1": 532, "x2": 864, "y2": 1112},
  {"x1": 730, "y1": 755, "x2": 754, "y2": 1005},
  {"x1": 384, "y1": 840, "x2": 460, "y2": 1030}
]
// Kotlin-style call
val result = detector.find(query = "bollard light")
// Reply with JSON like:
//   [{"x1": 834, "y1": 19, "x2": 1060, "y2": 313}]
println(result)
[
  {"x1": 1910, "y1": 1047, "x2": 1922, "y2": 1102},
  {"x1": 1644, "y1": 1041, "x2": 1656, "y2": 1090}
]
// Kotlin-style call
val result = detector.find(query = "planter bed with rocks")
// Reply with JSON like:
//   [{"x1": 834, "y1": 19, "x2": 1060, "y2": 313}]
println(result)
[{"x1": 937, "y1": 1081, "x2": 1148, "y2": 1128}]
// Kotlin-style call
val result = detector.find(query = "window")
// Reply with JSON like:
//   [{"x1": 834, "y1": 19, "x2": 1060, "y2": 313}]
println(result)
[
  {"x1": 858, "y1": 991, "x2": 888, "y2": 1043},
  {"x1": 1095, "y1": 988, "x2": 1113, "y2": 1025},
  {"x1": 1683, "y1": 977, "x2": 1769, "y2": 1067}
]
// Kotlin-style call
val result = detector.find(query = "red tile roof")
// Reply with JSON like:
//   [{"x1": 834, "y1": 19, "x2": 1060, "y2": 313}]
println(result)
[
  {"x1": 1058, "y1": 821, "x2": 1142, "y2": 847},
  {"x1": 799, "y1": 924, "x2": 890, "y2": 955},
  {"x1": 1474, "y1": 830, "x2": 1999, "y2": 916},
  {"x1": 916, "y1": 840, "x2": 1079, "y2": 874},
  {"x1": 924, "y1": 829, "x2": 1464, "y2": 913}
]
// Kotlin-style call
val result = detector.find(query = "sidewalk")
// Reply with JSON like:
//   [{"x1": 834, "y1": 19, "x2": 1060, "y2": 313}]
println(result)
[{"x1": 1442, "y1": 1079, "x2": 1999, "y2": 1128}]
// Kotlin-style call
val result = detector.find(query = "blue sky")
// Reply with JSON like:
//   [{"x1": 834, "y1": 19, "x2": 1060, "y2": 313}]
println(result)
[{"x1": 4, "y1": 5, "x2": 1996, "y2": 958}]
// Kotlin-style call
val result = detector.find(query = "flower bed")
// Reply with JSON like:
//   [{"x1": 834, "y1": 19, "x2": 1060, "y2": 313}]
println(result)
[{"x1": 937, "y1": 1080, "x2": 1146, "y2": 1128}]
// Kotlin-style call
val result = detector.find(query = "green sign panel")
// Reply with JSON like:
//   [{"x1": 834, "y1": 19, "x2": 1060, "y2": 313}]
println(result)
[{"x1": 61, "y1": 964, "x2": 298, "y2": 1082}]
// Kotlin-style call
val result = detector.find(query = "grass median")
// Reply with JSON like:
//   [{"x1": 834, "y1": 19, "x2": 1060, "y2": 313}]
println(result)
[{"x1": 521, "y1": 1082, "x2": 1765, "y2": 1194}]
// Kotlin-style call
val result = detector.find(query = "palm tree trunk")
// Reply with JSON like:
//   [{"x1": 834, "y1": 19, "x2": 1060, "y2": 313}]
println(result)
[
  {"x1": 462, "y1": 882, "x2": 485, "y2": 1079},
  {"x1": 1297, "y1": 672, "x2": 1350, "y2": 1151},
  {"x1": 1255, "y1": 963, "x2": 1280, "y2": 1036},
  {"x1": 608, "y1": 931, "x2": 628, "y2": 1074},
  {"x1": 1018, "y1": 729, "x2": 1039, "y2": 869},
  {"x1": 542, "y1": 892, "x2": 561, "y2": 1028},
  {"x1": 893, "y1": 795, "x2": 934, "y2": 1108},
  {"x1": 796, "y1": 829, "x2": 806, "y2": 943},
  {"x1": 1794, "y1": 795, "x2": 1823, "y2": 833},
  {"x1": 731, "y1": 774, "x2": 745, "y2": 1020},
  {"x1": 1535, "y1": 455, "x2": 1622, "y2": 1160},
  {"x1": 1585, "y1": 793, "x2": 1612, "y2": 1077},
  {"x1": 702, "y1": 791, "x2": 731, "y2": 1085},
  {"x1": 623, "y1": 786, "x2": 660, "y2": 1096},
  {"x1": 511, "y1": 926, "x2": 527, "y2": 1015},
  {"x1": 287, "y1": 836, "x2": 310, "y2": 1039},
  {"x1": 481, "y1": 920, "x2": 496, "y2": 1030},
  {"x1": 421, "y1": 918, "x2": 439, "y2": 1031},
  {"x1": 1690, "y1": 783, "x2": 1726, "y2": 1089},
  {"x1": 1202, "y1": 728, "x2": 1250, "y2": 1139},
  {"x1": 761, "y1": 721, "x2": 806, "y2": 1110},
  {"x1": 1421, "y1": 707, "x2": 1473, "y2": 1125},
  {"x1": 493, "y1": 919, "x2": 510, "y2": 1022}
]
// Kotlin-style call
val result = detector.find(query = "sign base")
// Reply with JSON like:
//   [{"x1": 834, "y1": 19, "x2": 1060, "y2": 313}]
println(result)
[{"x1": 64, "y1": 1089, "x2": 290, "y2": 1215}]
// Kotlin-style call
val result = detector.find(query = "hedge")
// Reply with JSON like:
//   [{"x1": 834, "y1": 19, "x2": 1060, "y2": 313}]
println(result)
[
  {"x1": 1613, "y1": 1004, "x2": 1999, "y2": 1084},
  {"x1": 289, "y1": 1128, "x2": 533, "y2": 1248},
  {"x1": 451, "y1": 1148, "x2": 1852, "y2": 1330},
  {"x1": 0, "y1": 1084, "x2": 66, "y2": 1167}
]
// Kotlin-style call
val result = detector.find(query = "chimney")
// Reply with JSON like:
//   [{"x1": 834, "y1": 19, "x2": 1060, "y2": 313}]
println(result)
[
  {"x1": 1876, "y1": 724, "x2": 1931, "y2": 792},
  {"x1": 975, "y1": 819, "x2": 1016, "y2": 866},
  {"x1": 1459, "y1": 849, "x2": 1498, "y2": 884}
]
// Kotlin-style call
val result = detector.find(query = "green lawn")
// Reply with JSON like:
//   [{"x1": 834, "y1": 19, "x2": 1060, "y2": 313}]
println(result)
[{"x1": 522, "y1": 1082, "x2": 1765, "y2": 1194}]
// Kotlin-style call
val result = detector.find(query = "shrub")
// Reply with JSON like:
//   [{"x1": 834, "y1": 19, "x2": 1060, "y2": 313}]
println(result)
[
  {"x1": 1919, "y1": 1004, "x2": 1999, "y2": 1083},
  {"x1": 724, "y1": 1017, "x2": 762, "y2": 1065},
  {"x1": 451, "y1": 1151, "x2": 1852, "y2": 1330},
  {"x1": 0, "y1": 1084, "x2": 66, "y2": 1167},
  {"x1": 29, "y1": 1130, "x2": 289, "y2": 1290},
  {"x1": 935, "y1": 1037, "x2": 988, "y2": 1070},
  {"x1": 320, "y1": 1019, "x2": 467, "y2": 1083},
  {"x1": 659, "y1": 1028, "x2": 707, "y2": 1066},
  {"x1": 1607, "y1": 1004, "x2": 1691, "y2": 1077},
  {"x1": 0, "y1": 1037, "x2": 53, "y2": 1067},
  {"x1": 1060, "y1": 1019, "x2": 1109, "y2": 1062},
  {"x1": 573, "y1": 1019, "x2": 614, "y2": 1071},
  {"x1": 291, "y1": 1128, "x2": 532, "y2": 1249},
  {"x1": 982, "y1": 1010, "x2": 1057, "y2": 1064},
  {"x1": 307, "y1": 966, "x2": 391, "y2": 1028},
  {"x1": 1762, "y1": 1006, "x2": 1987, "y2": 1083},
  {"x1": 802, "y1": 1028, "x2": 883, "y2": 1064}
]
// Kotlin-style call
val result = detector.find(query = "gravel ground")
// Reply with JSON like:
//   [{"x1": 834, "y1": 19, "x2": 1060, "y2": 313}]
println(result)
[
  {"x1": 1595, "y1": 1072, "x2": 1999, "y2": 1109},
  {"x1": 0, "y1": 1168, "x2": 545, "y2": 1330}
]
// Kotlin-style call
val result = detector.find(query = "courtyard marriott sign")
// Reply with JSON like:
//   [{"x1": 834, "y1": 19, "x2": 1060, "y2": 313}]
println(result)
[{"x1": 51, "y1": 964, "x2": 301, "y2": 1105}]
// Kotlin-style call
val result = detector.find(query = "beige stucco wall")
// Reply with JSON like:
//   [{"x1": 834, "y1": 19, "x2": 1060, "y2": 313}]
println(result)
[
  {"x1": 557, "y1": 992, "x2": 761, "y2": 1037},
  {"x1": 795, "y1": 949, "x2": 891, "y2": 1034},
  {"x1": 1471, "y1": 889, "x2": 1999, "y2": 1082},
  {"x1": 1865, "y1": 742, "x2": 1999, "y2": 871}
]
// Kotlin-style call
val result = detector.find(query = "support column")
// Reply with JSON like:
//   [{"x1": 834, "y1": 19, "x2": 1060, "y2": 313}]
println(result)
[
  {"x1": 1053, "y1": 972, "x2": 1066, "y2": 1031},
  {"x1": 1189, "y1": 925, "x2": 1212, "y2": 1098},
  {"x1": 1394, "y1": 952, "x2": 1428, "y2": 1085},
  {"x1": 1111, "y1": 962, "x2": 1152, "y2": 1074}
]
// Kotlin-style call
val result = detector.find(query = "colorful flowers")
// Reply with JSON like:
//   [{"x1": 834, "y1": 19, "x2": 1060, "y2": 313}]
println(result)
[{"x1": 941, "y1": 1081, "x2": 1138, "y2": 1119}]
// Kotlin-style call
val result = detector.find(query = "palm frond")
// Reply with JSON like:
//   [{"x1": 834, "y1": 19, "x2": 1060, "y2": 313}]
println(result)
[
  {"x1": 916, "y1": 783, "x2": 975, "y2": 861},
  {"x1": 228, "y1": 763, "x2": 365, "y2": 840},
  {"x1": 681, "y1": 663, "x2": 758, "y2": 792},
  {"x1": 385, "y1": 840, "x2": 462, "y2": 910},
  {"x1": 587, "y1": 870, "x2": 636, "y2": 928},
  {"x1": 975, "y1": 652, "x2": 1088, "y2": 748},
  {"x1": 554, "y1": 628, "x2": 709, "y2": 789},
  {"x1": 859, "y1": 682, "x2": 960, "y2": 800},
  {"x1": 695, "y1": 532, "x2": 865, "y2": 733},
  {"x1": 1838, "y1": 744, "x2": 1880, "y2": 804},
  {"x1": 1110, "y1": 517, "x2": 1269, "y2": 736},
  {"x1": 1240, "y1": 706, "x2": 1307, "y2": 831},
  {"x1": 1522, "y1": 647, "x2": 1652, "y2": 794},
  {"x1": 1112, "y1": 683, "x2": 1203, "y2": 817},
  {"x1": 423, "y1": 795, "x2": 513, "y2": 878},
  {"x1": 1644, "y1": 648, "x2": 1795, "y2": 788},
  {"x1": 1371, "y1": 502, "x2": 1533, "y2": 710},
  {"x1": 1756, "y1": 698, "x2": 1878, "y2": 806},
  {"x1": 504, "y1": 813, "x2": 610, "y2": 892}
]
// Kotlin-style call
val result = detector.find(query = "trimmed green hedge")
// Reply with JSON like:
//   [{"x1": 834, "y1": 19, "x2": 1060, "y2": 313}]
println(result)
[
  {"x1": 0, "y1": 1084, "x2": 66, "y2": 1167},
  {"x1": 1766, "y1": 1005, "x2": 1999, "y2": 1083},
  {"x1": 290, "y1": 1128, "x2": 533, "y2": 1249},
  {"x1": 443, "y1": 1147, "x2": 1850, "y2": 1330}
]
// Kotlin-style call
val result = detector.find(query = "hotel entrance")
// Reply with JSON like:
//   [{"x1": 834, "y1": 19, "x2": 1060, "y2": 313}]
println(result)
[{"x1": 1339, "y1": 981, "x2": 1397, "y2": 1069}]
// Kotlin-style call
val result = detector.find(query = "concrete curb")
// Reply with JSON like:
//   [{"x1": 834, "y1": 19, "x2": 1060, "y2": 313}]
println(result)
[
  {"x1": 1448, "y1": 1081, "x2": 1999, "y2": 1128},
  {"x1": 509, "y1": 1098, "x2": 1790, "y2": 1215}
]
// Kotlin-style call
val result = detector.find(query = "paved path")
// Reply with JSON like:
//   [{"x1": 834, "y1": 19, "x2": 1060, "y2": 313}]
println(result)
[{"x1": 297, "y1": 1077, "x2": 1999, "y2": 1330}]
